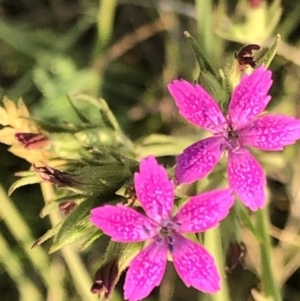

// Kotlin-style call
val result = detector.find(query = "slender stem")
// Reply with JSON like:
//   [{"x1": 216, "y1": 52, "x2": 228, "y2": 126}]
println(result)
[
  {"x1": 94, "y1": 0, "x2": 118, "y2": 56},
  {"x1": 204, "y1": 227, "x2": 230, "y2": 301},
  {"x1": 256, "y1": 208, "x2": 282, "y2": 301},
  {"x1": 195, "y1": 0, "x2": 213, "y2": 61},
  {"x1": 0, "y1": 232, "x2": 43, "y2": 301},
  {"x1": 0, "y1": 184, "x2": 63, "y2": 298},
  {"x1": 40, "y1": 182, "x2": 98, "y2": 301}
]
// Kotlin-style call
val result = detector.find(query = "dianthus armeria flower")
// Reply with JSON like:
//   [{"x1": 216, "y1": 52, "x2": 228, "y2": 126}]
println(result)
[
  {"x1": 90, "y1": 156, "x2": 234, "y2": 301},
  {"x1": 168, "y1": 66, "x2": 300, "y2": 210}
]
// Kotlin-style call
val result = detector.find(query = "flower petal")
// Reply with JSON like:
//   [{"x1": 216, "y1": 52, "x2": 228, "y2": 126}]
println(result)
[
  {"x1": 90, "y1": 205, "x2": 159, "y2": 242},
  {"x1": 228, "y1": 66, "x2": 273, "y2": 129},
  {"x1": 174, "y1": 188, "x2": 234, "y2": 233},
  {"x1": 168, "y1": 80, "x2": 225, "y2": 132},
  {"x1": 228, "y1": 150, "x2": 266, "y2": 211},
  {"x1": 134, "y1": 156, "x2": 174, "y2": 223},
  {"x1": 239, "y1": 114, "x2": 300, "y2": 150},
  {"x1": 172, "y1": 234, "x2": 220, "y2": 293},
  {"x1": 175, "y1": 136, "x2": 224, "y2": 184},
  {"x1": 124, "y1": 241, "x2": 167, "y2": 301}
]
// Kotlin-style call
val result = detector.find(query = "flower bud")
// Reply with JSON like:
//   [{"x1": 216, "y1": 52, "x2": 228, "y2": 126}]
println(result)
[
  {"x1": 248, "y1": 0, "x2": 263, "y2": 9},
  {"x1": 58, "y1": 201, "x2": 77, "y2": 215},
  {"x1": 225, "y1": 241, "x2": 246, "y2": 273},
  {"x1": 90, "y1": 259, "x2": 119, "y2": 299},
  {"x1": 34, "y1": 165, "x2": 77, "y2": 187},
  {"x1": 15, "y1": 133, "x2": 50, "y2": 149}
]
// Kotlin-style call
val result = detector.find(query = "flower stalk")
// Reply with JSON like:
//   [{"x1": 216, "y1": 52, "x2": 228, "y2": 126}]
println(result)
[
  {"x1": 256, "y1": 207, "x2": 282, "y2": 301},
  {"x1": 205, "y1": 227, "x2": 230, "y2": 301},
  {"x1": 40, "y1": 182, "x2": 98, "y2": 301}
]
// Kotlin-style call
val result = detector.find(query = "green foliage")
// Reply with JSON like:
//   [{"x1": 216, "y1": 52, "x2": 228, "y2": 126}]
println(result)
[
  {"x1": 8, "y1": 173, "x2": 41, "y2": 196},
  {"x1": 49, "y1": 198, "x2": 98, "y2": 253},
  {"x1": 2, "y1": 1, "x2": 300, "y2": 301}
]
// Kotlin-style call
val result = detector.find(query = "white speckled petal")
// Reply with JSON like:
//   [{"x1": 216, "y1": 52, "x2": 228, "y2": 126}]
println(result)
[
  {"x1": 90, "y1": 205, "x2": 159, "y2": 242},
  {"x1": 175, "y1": 136, "x2": 224, "y2": 184},
  {"x1": 239, "y1": 114, "x2": 300, "y2": 150},
  {"x1": 172, "y1": 234, "x2": 220, "y2": 293},
  {"x1": 168, "y1": 80, "x2": 226, "y2": 133},
  {"x1": 124, "y1": 241, "x2": 167, "y2": 301},
  {"x1": 228, "y1": 150, "x2": 266, "y2": 211},
  {"x1": 174, "y1": 189, "x2": 234, "y2": 233},
  {"x1": 228, "y1": 66, "x2": 273, "y2": 129},
  {"x1": 134, "y1": 156, "x2": 174, "y2": 223}
]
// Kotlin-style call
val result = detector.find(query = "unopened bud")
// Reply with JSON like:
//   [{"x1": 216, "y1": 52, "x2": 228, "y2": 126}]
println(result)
[
  {"x1": 15, "y1": 133, "x2": 50, "y2": 149},
  {"x1": 248, "y1": 0, "x2": 263, "y2": 9},
  {"x1": 58, "y1": 201, "x2": 77, "y2": 215},
  {"x1": 225, "y1": 241, "x2": 246, "y2": 273},
  {"x1": 91, "y1": 259, "x2": 119, "y2": 299},
  {"x1": 34, "y1": 165, "x2": 77, "y2": 187},
  {"x1": 235, "y1": 44, "x2": 261, "y2": 71}
]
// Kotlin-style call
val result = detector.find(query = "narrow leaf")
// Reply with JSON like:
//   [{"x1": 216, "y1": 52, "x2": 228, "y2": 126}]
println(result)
[
  {"x1": 8, "y1": 175, "x2": 41, "y2": 196},
  {"x1": 184, "y1": 31, "x2": 219, "y2": 80},
  {"x1": 79, "y1": 228, "x2": 102, "y2": 251},
  {"x1": 32, "y1": 221, "x2": 63, "y2": 248},
  {"x1": 238, "y1": 205, "x2": 262, "y2": 242},
  {"x1": 256, "y1": 34, "x2": 281, "y2": 68},
  {"x1": 49, "y1": 198, "x2": 95, "y2": 253}
]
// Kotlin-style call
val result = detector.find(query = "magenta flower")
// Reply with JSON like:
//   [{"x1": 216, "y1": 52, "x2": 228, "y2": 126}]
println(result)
[
  {"x1": 168, "y1": 66, "x2": 300, "y2": 210},
  {"x1": 90, "y1": 156, "x2": 234, "y2": 301}
]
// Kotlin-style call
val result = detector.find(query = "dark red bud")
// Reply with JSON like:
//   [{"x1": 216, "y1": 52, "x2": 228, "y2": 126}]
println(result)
[
  {"x1": 58, "y1": 201, "x2": 77, "y2": 215},
  {"x1": 235, "y1": 44, "x2": 261, "y2": 70},
  {"x1": 91, "y1": 260, "x2": 119, "y2": 299},
  {"x1": 248, "y1": 0, "x2": 263, "y2": 9},
  {"x1": 15, "y1": 133, "x2": 50, "y2": 149},
  {"x1": 34, "y1": 165, "x2": 77, "y2": 187},
  {"x1": 225, "y1": 241, "x2": 246, "y2": 273}
]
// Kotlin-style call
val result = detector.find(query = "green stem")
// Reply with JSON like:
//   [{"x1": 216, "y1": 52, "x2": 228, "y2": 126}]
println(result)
[
  {"x1": 256, "y1": 208, "x2": 282, "y2": 301},
  {"x1": 195, "y1": 0, "x2": 213, "y2": 61},
  {"x1": 40, "y1": 182, "x2": 98, "y2": 301},
  {"x1": 0, "y1": 184, "x2": 64, "y2": 299},
  {"x1": 94, "y1": 0, "x2": 118, "y2": 57},
  {"x1": 204, "y1": 227, "x2": 230, "y2": 301},
  {"x1": 0, "y1": 232, "x2": 42, "y2": 301}
]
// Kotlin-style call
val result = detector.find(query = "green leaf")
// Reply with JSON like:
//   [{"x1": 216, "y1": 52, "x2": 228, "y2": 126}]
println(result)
[
  {"x1": 73, "y1": 95, "x2": 121, "y2": 132},
  {"x1": 103, "y1": 240, "x2": 144, "y2": 271},
  {"x1": 238, "y1": 204, "x2": 262, "y2": 242},
  {"x1": 66, "y1": 95, "x2": 90, "y2": 124},
  {"x1": 53, "y1": 193, "x2": 86, "y2": 204},
  {"x1": 184, "y1": 31, "x2": 219, "y2": 79},
  {"x1": 32, "y1": 221, "x2": 63, "y2": 248},
  {"x1": 8, "y1": 175, "x2": 41, "y2": 196},
  {"x1": 39, "y1": 202, "x2": 58, "y2": 218},
  {"x1": 49, "y1": 220, "x2": 96, "y2": 253},
  {"x1": 256, "y1": 34, "x2": 281, "y2": 68},
  {"x1": 198, "y1": 70, "x2": 229, "y2": 110},
  {"x1": 14, "y1": 170, "x2": 36, "y2": 177},
  {"x1": 135, "y1": 134, "x2": 198, "y2": 157},
  {"x1": 73, "y1": 163, "x2": 134, "y2": 195},
  {"x1": 49, "y1": 197, "x2": 95, "y2": 253},
  {"x1": 39, "y1": 194, "x2": 85, "y2": 218},
  {"x1": 79, "y1": 228, "x2": 102, "y2": 251}
]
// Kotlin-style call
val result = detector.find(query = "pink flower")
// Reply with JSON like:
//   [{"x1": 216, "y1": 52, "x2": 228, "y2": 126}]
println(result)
[
  {"x1": 90, "y1": 156, "x2": 234, "y2": 301},
  {"x1": 168, "y1": 66, "x2": 300, "y2": 210}
]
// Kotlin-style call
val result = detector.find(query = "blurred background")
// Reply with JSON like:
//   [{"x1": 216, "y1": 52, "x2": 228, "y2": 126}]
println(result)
[{"x1": 1, "y1": 0, "x2": 300, "y2": 300}]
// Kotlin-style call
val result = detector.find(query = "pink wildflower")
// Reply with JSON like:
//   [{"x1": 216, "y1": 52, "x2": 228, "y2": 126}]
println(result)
[
  {"x1": 168, "y1": 66, "x2": 300, "y2": 210},
  {"x1": 90, "y1": 156, "x2": 234, "y2": 301}
]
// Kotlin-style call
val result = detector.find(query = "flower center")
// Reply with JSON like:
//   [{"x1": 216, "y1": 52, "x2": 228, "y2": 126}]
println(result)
[
  {"x1": 217, "y1": 122, "x2": 243, "y2": 152},
  {"x1": 156, "y1": 219, "x2": 179, "y2": 253},
  {"x1": 227, "y1": 125, "x2": 239, "y2": 140}
]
